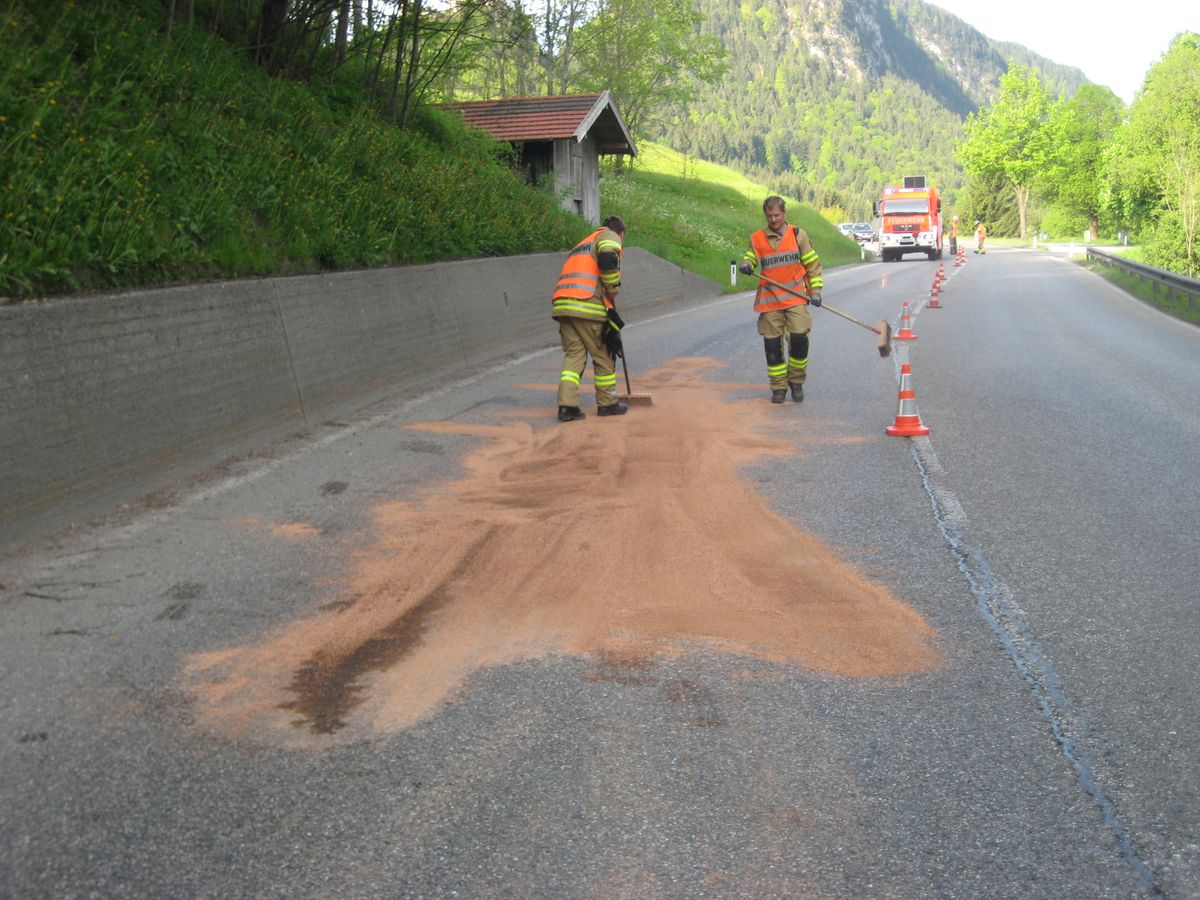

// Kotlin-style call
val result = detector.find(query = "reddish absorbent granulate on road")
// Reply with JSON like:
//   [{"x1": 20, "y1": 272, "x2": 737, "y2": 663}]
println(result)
[{"x1": 186, "y1": 358, "x2": 938, "y2": 742}]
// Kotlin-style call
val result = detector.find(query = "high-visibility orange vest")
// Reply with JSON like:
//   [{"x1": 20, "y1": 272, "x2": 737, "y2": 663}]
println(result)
[
  {"x1": 751, "y1": 227, "x2": 808, "y2": 313},
  {"x1": 552, "y1": 229, "x2": 610, "y2": 321}
]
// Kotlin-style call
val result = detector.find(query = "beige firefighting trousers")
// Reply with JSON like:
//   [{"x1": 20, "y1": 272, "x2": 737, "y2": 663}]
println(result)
[
  {"x1": 757, "y1": 305, "x2": 812, "y2": 389},
  {"x1": 556, "y1": 317, "x2": 617, "y2": 409}
]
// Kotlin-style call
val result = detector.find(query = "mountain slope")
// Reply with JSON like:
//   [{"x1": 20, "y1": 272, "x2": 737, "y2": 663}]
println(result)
[{"x1": 655, "y1": 0, "x2": 1088, "y2": 217}]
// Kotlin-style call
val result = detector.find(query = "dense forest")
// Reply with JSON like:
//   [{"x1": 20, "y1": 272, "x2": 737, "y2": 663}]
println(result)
[{"x1": 651, "y1": 0, "x2": 1087, "y2": 219}]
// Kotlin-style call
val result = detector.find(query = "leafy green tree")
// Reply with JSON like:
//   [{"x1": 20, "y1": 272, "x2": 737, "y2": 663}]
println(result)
[
  {"x1": 572, "y1": 0, "x2": 726, "y2": 140},
  {"x1": 958, "y1": 62, "x2": 1060, "y2": 239},
  {"x1": 537, "y1": 0, "x2": 595, "y2": 95},
  {"x1": 1108, "y1": 33, "x2": 1200, "y2": 276},
  {"x1": 1045, "y1": 84, "x2": 1124, "y2": 239},
  {"x1": 959, "y1": 170, "x2": 1021, "y2": 236}
]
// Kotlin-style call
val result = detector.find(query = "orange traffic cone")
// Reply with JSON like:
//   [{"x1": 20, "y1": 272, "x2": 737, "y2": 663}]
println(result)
[
  {"x1": 886, "y1": 362, "x2": 931, "y2": 437},
  {"x1": 894, "y1": 300, "x2": 917, "y2": 340},
  {"x1": 928, "y1": 284, "x2": 942, "y2": 308}
]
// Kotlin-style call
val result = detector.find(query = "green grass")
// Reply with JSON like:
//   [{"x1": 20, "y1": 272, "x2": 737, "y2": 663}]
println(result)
[
  {"x1": 602, "y1": 143, "x2": 864, "y2": 292},
  {"x1": 0, "y1": 1, "x2": 583, "y2": 298},
  {"x1": 2, "y1": 2, "x2": 863, "y2": 301}
]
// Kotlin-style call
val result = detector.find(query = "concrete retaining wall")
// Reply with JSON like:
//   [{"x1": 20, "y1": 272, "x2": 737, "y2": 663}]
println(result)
[{"x1": 0, "y1": 249, "x2": 721, "y2": 546}]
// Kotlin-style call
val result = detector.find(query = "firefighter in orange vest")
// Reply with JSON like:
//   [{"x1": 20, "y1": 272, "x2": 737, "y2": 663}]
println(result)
[
  {"x1": 739, "y1": 196, "x2": 824, "y2": 403},
  {"x1": 974, "y1": 220, "x2": 987, "y2": 254},
  {"x1": 551, "y1": 216, "x2": 628, "y2": 422}
]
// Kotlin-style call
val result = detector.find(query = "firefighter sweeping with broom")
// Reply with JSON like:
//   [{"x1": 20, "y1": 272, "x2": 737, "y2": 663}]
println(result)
[
  {"x1": 552, "y1": 215, "x2": 630, "y2": 422},
  {"x1": 738, "y1": 196, "x2": 825, "y2": 403}
]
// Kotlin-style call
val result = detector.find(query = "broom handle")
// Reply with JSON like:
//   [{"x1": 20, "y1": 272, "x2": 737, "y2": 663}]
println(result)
[{"x1": 754, "y1": 272, "x2": 884, "y2": 337}]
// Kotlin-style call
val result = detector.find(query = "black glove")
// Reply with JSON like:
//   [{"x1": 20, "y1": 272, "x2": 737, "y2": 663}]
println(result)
[
  {"x1": 809, "y1": 291, "x2": 822, "y2": 307},
  {"x1": 603, "y1": 307, "x2": 625, "y2": 358},
  {"x1": 603, "y1": 325, "x2": 624, "y2": 359},
  {"x1": 738, "y1": 260, "x2": 755, "y2": 275}
]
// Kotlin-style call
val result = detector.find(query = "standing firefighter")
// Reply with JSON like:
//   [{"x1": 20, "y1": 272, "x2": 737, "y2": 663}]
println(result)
[
  {"x1": 949, "y1": 216, "x2": 959, "y2": 255},
  {"x1": 552, "y1": 216, "x2": 629, "y2": 422},
  {"x1": 974, "y1": 220, "x2": 987, "y2": 254},
  {"x1": 739, "y1": 196, "x2": 824, "y2": 403}
]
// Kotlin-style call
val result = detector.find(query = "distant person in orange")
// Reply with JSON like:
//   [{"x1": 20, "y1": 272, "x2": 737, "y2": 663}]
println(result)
[
  {"x1": 949, "y1": 216, "x2": 959, "y2": 255},
  {"x1": 974, "y1": 220, "x2": 987, "y2": 254}
]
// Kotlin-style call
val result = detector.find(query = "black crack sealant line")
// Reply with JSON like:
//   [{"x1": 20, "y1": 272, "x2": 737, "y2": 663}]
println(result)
[{"x1": 909, "y1": 437, "x2": 1160, "y2": 895}]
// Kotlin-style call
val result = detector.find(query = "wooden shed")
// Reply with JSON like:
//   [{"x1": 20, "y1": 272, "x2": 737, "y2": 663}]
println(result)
[{"x1": 441, "y1": 92, "x2": 637, "y2": 224}]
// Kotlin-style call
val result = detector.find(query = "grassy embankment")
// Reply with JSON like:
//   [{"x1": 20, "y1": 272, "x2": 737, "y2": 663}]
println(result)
[
  {"x1": 0, "y1": 2, "x2": 583, "y2": 299},
  {"x1": 0, "y1": 1, "x2": 861, "y2": 301},
  {"x1": 604, "y1": 143, "x2": 864, "y2": 290}
]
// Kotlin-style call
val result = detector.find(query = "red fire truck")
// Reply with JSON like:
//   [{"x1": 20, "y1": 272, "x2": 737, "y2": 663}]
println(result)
[{"x1": 874, "y1": 175, "x2": 943, "y2": 262}]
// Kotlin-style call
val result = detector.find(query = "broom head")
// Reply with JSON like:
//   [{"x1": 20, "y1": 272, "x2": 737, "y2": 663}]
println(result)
[
  {"x1": 620, "y1": 392, "x2": 654, "y2": 406},
  {"x1": 877, "y1": 320, "x2": 892, "y2": 357}
]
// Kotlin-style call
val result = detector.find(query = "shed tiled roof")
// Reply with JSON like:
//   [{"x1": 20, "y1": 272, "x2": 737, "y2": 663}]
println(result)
[{"x1": 441, "y1": 91, "x2": 636, "y2": 155}]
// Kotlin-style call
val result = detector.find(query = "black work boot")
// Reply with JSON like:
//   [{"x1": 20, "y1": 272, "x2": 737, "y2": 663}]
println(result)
[
  {"x1": 597, "y1": 400, "x2": 628, "y2": 417},
  {"x1": 771, "y1": 389, "x2": 787, "y2": 404},
  {"x1": 790, "y1": 383, "x2": 804, "y2": 402},
  {"x1": 558, "y1": 405, "x2": 585, "y2": 422}
]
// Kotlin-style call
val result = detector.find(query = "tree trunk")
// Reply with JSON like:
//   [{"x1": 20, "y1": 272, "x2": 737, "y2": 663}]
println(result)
[
  {"x1": 254, "y1": 0, "x2": 290, "y2": 69},
  {"x1": 334, "y1": 0, "x2": 351, "y2": 71},
  {"x1": 1014, "y1": 183, "x2": 1029, "y2": 240},
  {"x1": 367, "y1": 12, "x2": 394, "y2": 105},
  {"x1": 302, "y1": 7, "x2": 332, "y2": 79},
  {"x1": 386, "y1": 0, "x2": 411, "y2": 119},
  {"x1": 396, "y1": 0, "x2": 423, "y2": 129}
]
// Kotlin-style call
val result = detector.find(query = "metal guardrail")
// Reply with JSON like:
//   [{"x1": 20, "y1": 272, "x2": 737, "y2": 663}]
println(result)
[{"x1": 1086, "y1": 247, "x2": 1200, "y2": 311}]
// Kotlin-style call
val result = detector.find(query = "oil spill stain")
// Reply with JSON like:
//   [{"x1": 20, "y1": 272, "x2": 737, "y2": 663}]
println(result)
[
  {"x1": 155, "y1": 602, "x2": 189, "y2": 621},
  {"x1": 185, "y1": 358, "x2": 939, "y2": 745},
  {"x1": 665, "y1": 679, "x2": 727, "y2": 728},
  {"x1": 279, "y1": 530, "x2": 496, "y2": 733}
]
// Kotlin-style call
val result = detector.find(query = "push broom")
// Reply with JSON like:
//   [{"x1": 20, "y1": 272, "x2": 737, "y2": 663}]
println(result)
[
  {"x1": 617, "y1": 347, "x2": 653, "y2": 406},
  {"x1": 753, "y1": 272, "x2": 892, "y2": 358}
]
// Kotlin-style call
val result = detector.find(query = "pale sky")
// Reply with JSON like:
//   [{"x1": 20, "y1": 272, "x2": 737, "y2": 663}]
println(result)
[{"x1": 927, "y1": 0, "x2": 1199, "y2": 104}]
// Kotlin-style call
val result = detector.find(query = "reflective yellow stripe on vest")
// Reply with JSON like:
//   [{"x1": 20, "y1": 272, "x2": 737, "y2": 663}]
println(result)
[
  {"x1": 552, "y1": 229, "x2": 609, "y2": 320},
  {"x1": 751, "y1": 227, "x2": 808, "y2": 313}
]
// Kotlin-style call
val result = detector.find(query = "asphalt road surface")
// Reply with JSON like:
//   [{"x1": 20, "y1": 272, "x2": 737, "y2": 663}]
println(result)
[{"x1": 2, "y1": 248, "x2": 1198, "y2": 898}]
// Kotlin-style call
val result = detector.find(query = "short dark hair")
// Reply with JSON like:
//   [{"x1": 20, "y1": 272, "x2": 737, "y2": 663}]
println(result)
[
  {"x1": 763, "y1": 196, "x2": 786, "y2": 213},
  {"x1": 603, "y1": 215, "x2": 625, "y2": 235}
]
